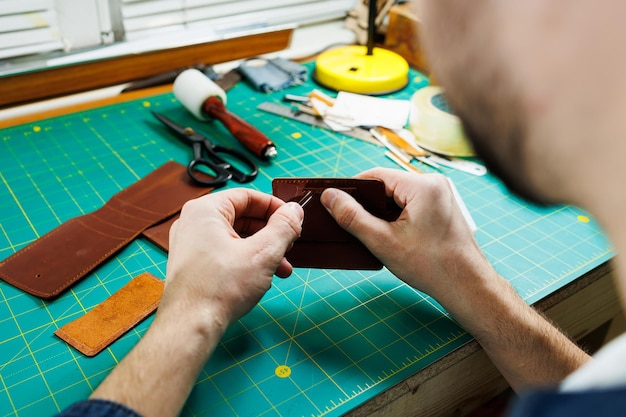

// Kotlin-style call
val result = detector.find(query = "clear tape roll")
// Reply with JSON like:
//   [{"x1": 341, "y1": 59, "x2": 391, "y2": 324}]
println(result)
[
  {"x1": 173, "y1": 69, "x2": 227, "y2": 121},
  {"x1": 408, "y1": 86, "x2": 475, "y2": 157}
]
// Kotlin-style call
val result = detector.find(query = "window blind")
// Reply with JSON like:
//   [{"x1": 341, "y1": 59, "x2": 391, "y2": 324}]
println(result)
[
  {"x1": 119, "y1": 0, "x2": 357, "y2": 41},
  {"x1": 0, "y1": 0, "x2": 64, "y2": 60},
  {"x1": 0, "y1": 0, "x2": 357, "y2": 65}
]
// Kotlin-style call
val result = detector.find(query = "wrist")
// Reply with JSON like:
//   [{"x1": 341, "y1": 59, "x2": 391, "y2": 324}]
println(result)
[
  {"x1": 90, "y1": 300, "x2": 226, "y2": 417},
  {"x1": 439, "y1": 265, "x2": 589, "y2": 391},
  {"x1": 431, "y1": 258, "x2": 525, "y2": 339},
  {"x1": 154, "y1": 295, "x2": 230, "y2": 348}
]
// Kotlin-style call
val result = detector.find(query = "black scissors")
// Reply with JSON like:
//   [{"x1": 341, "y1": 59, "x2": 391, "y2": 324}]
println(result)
[{"x1": 152, "y1": 111, "x2": 258, "y2": 186}]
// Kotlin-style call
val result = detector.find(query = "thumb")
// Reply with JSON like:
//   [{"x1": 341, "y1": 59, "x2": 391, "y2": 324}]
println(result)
[
  {"x1": 320, "y1": 188, "x2": 383, "y2": 240},
  {"x1": 248, "y1": 202, "x2": 304, "y2": 263}
]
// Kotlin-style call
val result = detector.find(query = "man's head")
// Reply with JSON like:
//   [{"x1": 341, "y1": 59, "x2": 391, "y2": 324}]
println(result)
[{"x1": 416, "y1": 0, "x2": 626, "y2": 208}]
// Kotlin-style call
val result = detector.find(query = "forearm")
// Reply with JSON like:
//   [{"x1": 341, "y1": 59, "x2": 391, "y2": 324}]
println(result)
[
  {"x1": 86, "y1": 190, "x2": 303, "y2": 417},
  {"x1": 90, "y1": 305, "x2": 226, "y2": 417},
  {"x1": 441, "y1": 262, "x2": 590, "y2": 392},
  {"x1": 320, "y1": 170, "x2": 589, "y2": 391}
]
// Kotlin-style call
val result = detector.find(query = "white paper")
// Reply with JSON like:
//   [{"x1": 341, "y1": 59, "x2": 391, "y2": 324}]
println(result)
[
  {"x1": 310, "y1": 97, "x2": 351, "y2": 131},
  {"x1": 325, "y1": 92, "x2": 410, "y2": 129}
]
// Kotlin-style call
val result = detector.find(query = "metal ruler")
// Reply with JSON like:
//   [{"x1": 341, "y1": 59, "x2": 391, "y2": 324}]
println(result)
[{"x1": 257, "y1": 102, "x2": 381, "y2": 147}]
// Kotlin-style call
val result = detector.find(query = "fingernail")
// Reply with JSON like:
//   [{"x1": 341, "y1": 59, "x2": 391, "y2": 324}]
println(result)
[
  {"x1": 321, "y1": 188, "x2": 338, "y2": 208},
  {"x1": 285, "y1": 201, "x2": 301, "y2": 211},
  {"x1": 285, "y1": 202, "x2": 305, "y2": 223}
]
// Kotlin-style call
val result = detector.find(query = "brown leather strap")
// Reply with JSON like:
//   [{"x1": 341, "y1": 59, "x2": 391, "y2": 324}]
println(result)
[{"x1": 0, "y1": 161, "x2": 212, "y2": 299}]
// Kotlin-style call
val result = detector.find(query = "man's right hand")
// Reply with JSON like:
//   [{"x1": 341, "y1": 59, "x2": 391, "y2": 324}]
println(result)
[
  {"x1": 320, "y1": 167, "x2": 589, "y2": 391},
  {"x1": 320, "y1": 167, "x2": 487, "y2": 304}
]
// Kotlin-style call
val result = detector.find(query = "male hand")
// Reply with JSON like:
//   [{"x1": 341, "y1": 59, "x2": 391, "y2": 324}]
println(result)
[
  {"x1": 162, "y1": 188, "x2": 304, "y2": 328},
  {"x1": 90, "y1": 189, "x2": 303, "y2": 417},
  {"x1": 320, "y1": 168, "x2": 486, "y2": 304},
  {"x1": 321, "y1": 168, "x2": 590, "y2": 391}
]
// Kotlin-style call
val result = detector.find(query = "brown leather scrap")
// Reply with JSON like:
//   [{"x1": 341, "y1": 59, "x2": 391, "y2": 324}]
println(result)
[
  {"x1": 142, "y1": 214, "x2": 178, "y2": 252},
  {"x1": 55, "y1": 272, "x2": 164, "y2": 356},
  {"x1": 0, "y1": 161, "x2": 212, "y2": 299}
]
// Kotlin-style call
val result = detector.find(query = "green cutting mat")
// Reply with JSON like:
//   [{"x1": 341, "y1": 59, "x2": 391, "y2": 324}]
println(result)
[{"x1": 0, "y1": 67, "x2": 613, "y2": 417}]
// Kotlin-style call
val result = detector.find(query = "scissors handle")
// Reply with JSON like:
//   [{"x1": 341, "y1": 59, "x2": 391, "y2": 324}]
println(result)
[
  {"x1": 187, "y1": 159, "x2": 233, "y2": 187},
  {"x1": 212, "y1": 145, "x2": 258, "y2": 183}
]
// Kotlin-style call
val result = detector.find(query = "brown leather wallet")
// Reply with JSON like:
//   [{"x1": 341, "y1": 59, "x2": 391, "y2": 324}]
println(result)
[
  {"x1": 142, "y1": 214, "x2": 178, "y2": 252},
  {"x1": 272, "y1": 178, "x2": 401, "y2": 270},
  {"x1": 0, "y1": 161, "x2": 213, "y2": 299}
]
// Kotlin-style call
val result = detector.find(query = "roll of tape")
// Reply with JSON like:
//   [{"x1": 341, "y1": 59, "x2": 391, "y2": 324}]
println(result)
[
  {"x1": 408, "y1": 86, "x2": 475, "y2": 157},
  {"x1": 173, "y1": 69, "x2": 227, "y2": 121}
]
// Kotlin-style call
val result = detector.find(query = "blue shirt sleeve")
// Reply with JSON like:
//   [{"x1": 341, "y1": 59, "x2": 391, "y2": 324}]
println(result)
[
  {"x1": 55, "y1": 399, "x2": 142, "y2": 417},
  {"x1": 508, "y1": 386, "x2": 626, "y2": 417}
]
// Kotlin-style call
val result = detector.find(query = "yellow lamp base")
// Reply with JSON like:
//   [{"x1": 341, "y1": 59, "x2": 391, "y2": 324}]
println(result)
[{"x1": 313, "y1": 45, "x2": 409, "y2": 95}]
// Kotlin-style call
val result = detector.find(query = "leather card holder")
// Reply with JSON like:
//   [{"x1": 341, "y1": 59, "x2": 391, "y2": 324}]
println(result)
[
  {"x1": 272, "y1": 178, "x2": 401, "y2": 270},
  {"x1": 55, "y1": 272, "x2": 164, "y2": 356},
  {"x1": 0, "y1": 161, "x2": 212, "y2": 299}
]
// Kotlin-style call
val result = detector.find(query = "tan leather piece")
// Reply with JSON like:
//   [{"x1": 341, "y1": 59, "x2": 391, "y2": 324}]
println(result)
[
  {"x1": 54, "y1": 272, "x2": 164, "y2": 356},
  {"x1": 272, "y1": 178, "x2": 401, "y2": 270},
  {"x1": 0, "y1": 161, "x2": 211, "y2": 299}
]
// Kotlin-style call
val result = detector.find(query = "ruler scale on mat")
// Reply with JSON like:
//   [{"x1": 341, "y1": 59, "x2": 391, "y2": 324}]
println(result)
[{"x1": 0, "y1": 65, "x2": 613, "y2": 417}]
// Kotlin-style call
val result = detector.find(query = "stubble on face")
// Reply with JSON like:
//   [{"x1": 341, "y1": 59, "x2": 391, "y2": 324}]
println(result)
[{"x1": 418, "y1": 0, "x2": 560, "y2": 206}]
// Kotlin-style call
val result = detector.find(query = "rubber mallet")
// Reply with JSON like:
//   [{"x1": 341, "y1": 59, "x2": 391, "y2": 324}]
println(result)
[{"x1": 173, "y1": 68, "x2": 277, "y2": 160}]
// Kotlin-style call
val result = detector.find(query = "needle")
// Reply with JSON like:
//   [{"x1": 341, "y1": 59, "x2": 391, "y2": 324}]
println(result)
[{"x1": 296, "y1": 191, "x2": 313, "y2": 208}]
